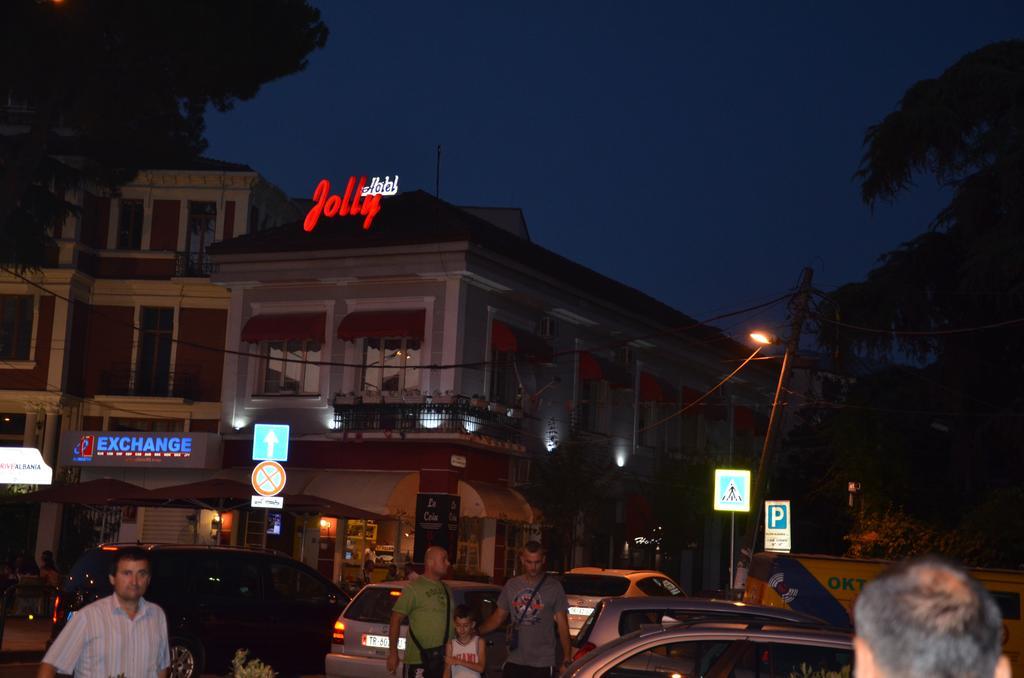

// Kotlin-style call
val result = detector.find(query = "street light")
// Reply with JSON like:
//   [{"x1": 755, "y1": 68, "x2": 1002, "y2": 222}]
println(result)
[{"x1": 740, "y1": 268, "x2": 814, "y2": 582}]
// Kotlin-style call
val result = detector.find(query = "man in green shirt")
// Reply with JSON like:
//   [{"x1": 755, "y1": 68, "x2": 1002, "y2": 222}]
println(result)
[{"x1": 388, "y1": 546, "x2": 452, "y2": 678}]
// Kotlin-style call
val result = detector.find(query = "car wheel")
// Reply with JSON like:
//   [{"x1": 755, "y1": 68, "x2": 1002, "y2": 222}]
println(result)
[{"x1": 168, "y1": 636, "x2": 205, "y2": 678}]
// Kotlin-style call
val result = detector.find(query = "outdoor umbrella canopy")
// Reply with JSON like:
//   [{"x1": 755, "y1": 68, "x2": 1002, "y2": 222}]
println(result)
[
  {"x1": 122, "y1": 478, "x2": 254, "y2": 511},
  {"x1": 119, "y1": 479, "x2": 388, "y2": 520},
  {"x1": 8, "y1": 478, "x2": 153, "y2": 506},
  {"x1": 284, "y1": 494, "x2": 386, "y2": 521}
]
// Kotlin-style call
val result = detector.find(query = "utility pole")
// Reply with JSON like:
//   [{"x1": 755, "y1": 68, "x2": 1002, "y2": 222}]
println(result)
[{"x1": 739, "y1": 267, "x2": 814, "y2": 579}]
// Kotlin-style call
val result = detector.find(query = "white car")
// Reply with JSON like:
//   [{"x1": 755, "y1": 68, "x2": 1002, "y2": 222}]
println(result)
[
  {"x1": 562, "y1": 568, "x2": 684, "y2": 638},
  {"x1": 325, "y1": 580, "x2": 508, "y2": 678}
]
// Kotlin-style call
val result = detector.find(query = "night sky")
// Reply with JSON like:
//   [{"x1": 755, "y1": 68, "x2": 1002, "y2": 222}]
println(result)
[{"x1": 205, "y1": 1, "x2": 1023, "y2": 337}]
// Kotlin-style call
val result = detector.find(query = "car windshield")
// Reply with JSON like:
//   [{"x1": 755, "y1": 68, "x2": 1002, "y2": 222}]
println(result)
[
  {"x1": 345, "y1": 586, "x2": 405, "y2": 623},
  {"x1": 562, "y1": 574, "x2": 630, "y2": 597}
]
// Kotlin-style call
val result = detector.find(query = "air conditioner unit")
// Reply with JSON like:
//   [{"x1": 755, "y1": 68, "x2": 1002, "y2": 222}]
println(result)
[{"x1": 538, "y1": 316, "x2": 558, "y2": 339}]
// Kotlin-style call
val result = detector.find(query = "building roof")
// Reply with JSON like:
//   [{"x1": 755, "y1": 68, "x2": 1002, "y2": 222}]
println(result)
[
  {"x1": 208, "y1": 190, "x2": 748, "y2": 356},
  {"x1": 141, "y1": 156, "x2": 255, "y2": 172}
]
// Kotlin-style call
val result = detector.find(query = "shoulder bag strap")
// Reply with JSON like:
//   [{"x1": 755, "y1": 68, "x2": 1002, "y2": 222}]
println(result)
[
  {"x1": 514, "y1": 572, "x2": 547, "y2": 627},
  {"x1": 443, "y1": 582, "x2": 451, "y2": 642}
]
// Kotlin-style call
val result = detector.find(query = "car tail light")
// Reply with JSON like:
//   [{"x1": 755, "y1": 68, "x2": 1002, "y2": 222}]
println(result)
[
  {"x1": 573, "y1": 642, "x2": 596, "y2": 661},
  {"x1": 52, "y1": 594, "x2": 60, "y2": 625},
  {"x1": 333, "y1": 620, "x2": 345, "y2": 644}
]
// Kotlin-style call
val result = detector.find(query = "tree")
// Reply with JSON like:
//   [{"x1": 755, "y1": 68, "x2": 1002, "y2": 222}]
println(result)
[
  {"x1": 520, "y1": 440, "x2": 614, "y2": 571},
  {"x1": 817, "y1": 40, "x2": 1024, "y2": 502},
  {"x1": 0, "y1": 0, "x2": 328, "y2": 268}
]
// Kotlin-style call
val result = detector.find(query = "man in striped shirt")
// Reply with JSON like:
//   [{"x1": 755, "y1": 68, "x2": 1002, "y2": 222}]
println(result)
[{"x1": 39, "y1": 546, "x2": 170, "y2": 678}]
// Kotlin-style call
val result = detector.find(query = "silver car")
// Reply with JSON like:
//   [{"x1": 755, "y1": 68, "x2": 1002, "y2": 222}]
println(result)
[
  {"x1": 325, "y1": 580, "x2": 508, "y2": 678},
  {"x1": 563, "y1": 619, "x2": 853, "y2": 678},
  {"x1": 562, "y1": 568, "x2": 685, "y2": 638},
  {"x1": 571, "y1": 596, "x2": 826, "y2": 661}
]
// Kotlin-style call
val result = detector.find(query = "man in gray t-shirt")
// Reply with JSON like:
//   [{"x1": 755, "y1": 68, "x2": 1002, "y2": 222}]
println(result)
[{"x1": 479, "y1": 541, "x2": 570, "y2": 678}]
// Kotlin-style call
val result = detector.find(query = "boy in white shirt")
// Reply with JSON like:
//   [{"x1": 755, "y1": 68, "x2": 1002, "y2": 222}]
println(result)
[{"x1": 445, "y1": 605, "x2": 486, "y2": 678}]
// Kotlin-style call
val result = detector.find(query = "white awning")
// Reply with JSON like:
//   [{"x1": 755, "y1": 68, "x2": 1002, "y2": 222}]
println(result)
[
  {"x1": 303, "y1": 470, "x2": 418, "y2": 518},
  {"x1": 458, "y1": 480, "x2": 536, "y2": 523}
]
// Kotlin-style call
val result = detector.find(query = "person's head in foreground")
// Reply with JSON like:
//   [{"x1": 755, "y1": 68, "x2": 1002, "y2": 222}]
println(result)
[{"x1": 853, "y1": 556, "x2": 1010, "y2": 678}]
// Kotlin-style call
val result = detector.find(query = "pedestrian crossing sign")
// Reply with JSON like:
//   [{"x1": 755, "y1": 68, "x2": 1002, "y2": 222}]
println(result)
[{"x1": 714, "y1": 468, "x2": 751, "y2": 512}]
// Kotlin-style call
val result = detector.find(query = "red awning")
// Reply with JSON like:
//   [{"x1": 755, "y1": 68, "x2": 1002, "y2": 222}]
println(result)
[
  {"x1": 491, "y1": 320, "x2": 554, "y2": 363},
  {"x1": 579, "y1": 351, "x2": 632, "y2": 388},
  {"x1": 241, "y1": 312, "x2": 326, "y2": 344},
  {"x1": 639, "y1": 372, "x2": 676, "y2": 403},
  {"x1": 337, "y1": 310, "x2": 426, "y2": 341}
]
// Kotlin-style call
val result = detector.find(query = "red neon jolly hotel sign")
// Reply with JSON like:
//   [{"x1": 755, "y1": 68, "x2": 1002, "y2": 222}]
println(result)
[{"x1": 303, "y1": 175, "x2": 398, "y2": 232}]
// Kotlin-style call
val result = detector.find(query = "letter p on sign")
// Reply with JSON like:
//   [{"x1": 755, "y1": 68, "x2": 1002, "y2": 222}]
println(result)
[{"x1": 769, "y1": 503, "x2": 788, "y2": 529}]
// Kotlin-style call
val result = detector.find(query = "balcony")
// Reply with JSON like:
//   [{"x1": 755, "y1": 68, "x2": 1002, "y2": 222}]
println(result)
[
  {"x1": 333, "y1": 395, "x2": 524, "y2": 447},
  {"x1": 175, "y1": 252, "x2": 218, "y2": 277},
  {"x1": 99, "y1": 364, "x2": 200, "y2": 401}
]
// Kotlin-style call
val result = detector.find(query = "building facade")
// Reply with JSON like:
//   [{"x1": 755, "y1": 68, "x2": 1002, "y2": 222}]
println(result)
[
  {"x1": 0, "y1": 158, "x2": 299, "y2": 554},
  {"x1": 3, "y1": 167, "x2": 773, "y2": 591}
]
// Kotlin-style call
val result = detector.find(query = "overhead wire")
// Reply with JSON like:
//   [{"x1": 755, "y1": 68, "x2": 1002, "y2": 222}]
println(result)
[
  {"x1": 0, "y1": 359, "x2": 186, "y2": 421},
  {"x1": 816, "y1": 312, "x2": 1024, "y2": 336},
  {"x1": 1, "y1": 264, "x2": 792, "y2": 372}
]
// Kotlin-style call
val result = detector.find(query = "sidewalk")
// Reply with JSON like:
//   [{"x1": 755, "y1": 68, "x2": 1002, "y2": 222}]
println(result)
[{"x1": 0, "y1": 616, "x2": 51, "y2": 663}]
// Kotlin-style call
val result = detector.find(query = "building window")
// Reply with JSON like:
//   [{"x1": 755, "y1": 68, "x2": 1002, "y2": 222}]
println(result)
[
  {"x1": 257, "y1": 339, "x2": 321, "y2": 395},
  {"x1": 249, "y1": 205, "x2": 262, "y2": 233},
  {"x1": 578, "y1": 380, "x2": 608, "y2": 434},
  {"x1": 136, "y1": 308, "x2": 174, "y2": 396},
  {"x1": 361, "y1": 337, "x2": 420, "y2": 393},
  {"x1": 489, "y1": 349, "x2": 519, "y2": 406},
  {"x1": 639, "y1": 403, "x2": 665, "y2": 450},
  {"x1": 108, "y1": 417, "x2": 184, "y2": 432},
  {"x1": 117, "y1": 199, "x2": 144, "y2": 250},
  {"x1": 187, "y1": 201, "x2": 217, "y2": 255},
  {"x1": 0, "y1": 296, "x2": 34, "y2": 360}
]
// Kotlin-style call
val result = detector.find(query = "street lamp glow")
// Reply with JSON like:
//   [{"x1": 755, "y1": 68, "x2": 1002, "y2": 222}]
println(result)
[{"x1": 749, "y1": 332, "x2": 772, "y2": 345}]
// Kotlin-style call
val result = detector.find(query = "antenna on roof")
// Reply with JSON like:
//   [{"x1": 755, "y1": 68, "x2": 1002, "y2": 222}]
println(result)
[{"x1": 435, "y1": 144, "x2": 442, "y2": 199}]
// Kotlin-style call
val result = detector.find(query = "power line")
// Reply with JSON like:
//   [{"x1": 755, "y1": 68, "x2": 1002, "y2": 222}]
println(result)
[
  {"x1": 638, "y1": 347, "x2": 764, "y2": 434},
  {"x1": 1, "y1": 265, "x2": 792, "y2": 372},
  {"x1": 0, "y1": 359, "x2": 186, "y2": 421},
  {"x1": 791, "y1": 395, "x2": 1024, "y2": 419},
  {"x1": 818, "y1": 313, "x2": 1024, "y2": 337}
]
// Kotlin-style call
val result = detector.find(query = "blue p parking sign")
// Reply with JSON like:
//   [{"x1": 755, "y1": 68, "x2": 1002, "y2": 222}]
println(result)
[
  {"x1": 768, "y1": 502, "x2": 788, "y2": 529},
  {"x1": 764, "y1": 499, "x2": 792, "y2": 552}
]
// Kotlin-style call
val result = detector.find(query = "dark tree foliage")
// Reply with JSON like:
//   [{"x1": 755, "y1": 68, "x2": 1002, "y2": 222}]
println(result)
[
  {"x1": 0, "y1": 0, "x2": 328, "y2": 268},
  {"x1": 797, "y1": 41, "x2": 1024, "y2": 563},
  {"x1": 520, "y1": 441, "x2": 614, "y2": 571}
]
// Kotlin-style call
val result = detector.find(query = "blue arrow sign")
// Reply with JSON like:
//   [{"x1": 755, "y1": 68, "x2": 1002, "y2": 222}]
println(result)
[{"x1": 253, "y1": 423, "x2": 290, "y2": 462}]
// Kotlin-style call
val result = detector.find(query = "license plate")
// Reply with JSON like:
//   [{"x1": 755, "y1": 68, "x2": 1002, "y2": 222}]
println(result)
[
  {"x1": 362, "y1": 634, "x2": 406, "y2": 650},
  {"x1": 568, "y1": 606, "x2": 594, "y2": 617}
]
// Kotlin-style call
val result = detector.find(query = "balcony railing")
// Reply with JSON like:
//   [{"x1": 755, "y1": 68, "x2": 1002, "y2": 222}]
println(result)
[
  {"x1": 99, "y1": 364, "x2": 200, "y2": 400},
  {"x1": 175, "y1": 252, "x2": 218, "y2": 277},
  {"x1": 333, "y1": 396, "x2": 523, "y2": 445}
]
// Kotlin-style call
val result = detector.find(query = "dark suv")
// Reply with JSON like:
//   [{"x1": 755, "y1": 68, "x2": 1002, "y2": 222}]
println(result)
[{"x1": 53, "y1": 544, "x2": 349, "y2": 678}]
